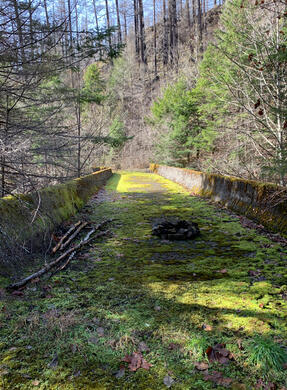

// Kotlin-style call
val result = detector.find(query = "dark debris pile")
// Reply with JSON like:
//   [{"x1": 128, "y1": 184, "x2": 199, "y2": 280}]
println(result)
[{"x1": 152, "y1": 218, "x2": 200, "y2": 241}]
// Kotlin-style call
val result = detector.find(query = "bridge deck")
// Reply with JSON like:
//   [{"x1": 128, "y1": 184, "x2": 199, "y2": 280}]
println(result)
[{"x1": 1, "y1": 171, "x2": 287, "y2": 389}]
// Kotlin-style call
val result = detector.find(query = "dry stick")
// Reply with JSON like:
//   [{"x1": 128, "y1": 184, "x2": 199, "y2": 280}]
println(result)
[
  {"x1": 54, "y1": 227, "x2": 95, "y2": 273},
  {"x1": 60, "y1": 222, "x2": 89, "y2": 251},
  {"x1": 60, "y1": 219, "x2": 112, "y2": 251},
  {"x1": 52, "y1": 221, "x2": 82, "y2": 254},
  {"x1": 6, "y1": 230, "x2": 109, "y2": 291},
  {"x1": 54, "y1": 251, "x2": 76, "y2": 273},
  {"x1": 83, "y1": 228, "x2": 96, "y2": 242}
]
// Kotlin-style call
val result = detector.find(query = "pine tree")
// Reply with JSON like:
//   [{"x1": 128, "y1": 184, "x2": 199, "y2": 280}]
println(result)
[{"x1": 195, "y1": 0, "x2": 287, "y2": 184}]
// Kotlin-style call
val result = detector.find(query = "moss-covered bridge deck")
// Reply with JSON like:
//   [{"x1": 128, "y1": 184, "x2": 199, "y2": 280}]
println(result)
[{"x1": 0, "y1": 172, "x2": 287, "y2": 389}]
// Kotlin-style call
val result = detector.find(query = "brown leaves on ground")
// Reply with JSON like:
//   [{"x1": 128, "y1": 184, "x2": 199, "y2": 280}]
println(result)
[
  {"x1": 206, "y1": 343, "x2": 235, "y2": 364},
  {"x1": 122, "y1": 351, "x2": 152, "y2": 372},
  {"x1": 255, "y1": 380, "x2": 282, "y2": 390},
  {"x1": 203, "y1": 371, "x2": 233, "y2": 387}
]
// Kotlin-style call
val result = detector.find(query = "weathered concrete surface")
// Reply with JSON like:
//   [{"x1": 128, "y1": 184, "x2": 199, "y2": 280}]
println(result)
[
  {"x1": 0, "y1": 169, "x2": 112, "y2": 258},
  {"x1": 150, "y1": 164, "x2": 287, "y2": 235}
]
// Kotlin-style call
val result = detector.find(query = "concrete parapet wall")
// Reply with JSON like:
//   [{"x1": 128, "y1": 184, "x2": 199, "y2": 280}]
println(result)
[
  {"x1": 0, "y1": 169, "x2": 112, "y2": 258},
  {"x1": 150, "y1": 164, "x2": 287, "y2": 235}
]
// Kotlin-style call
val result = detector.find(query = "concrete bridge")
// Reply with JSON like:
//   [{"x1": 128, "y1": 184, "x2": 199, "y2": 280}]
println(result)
[{"x1": 0, "y1": 171, "x2": 286, "y2": 389}]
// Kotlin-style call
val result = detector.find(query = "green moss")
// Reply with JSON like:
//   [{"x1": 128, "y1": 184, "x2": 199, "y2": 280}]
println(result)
[
  {"x1": 0, "y1": 169, "x2": 112, "y2": 260},
  {"x1": 1, "y1": 171, "x2": 286, "y2": 389}
]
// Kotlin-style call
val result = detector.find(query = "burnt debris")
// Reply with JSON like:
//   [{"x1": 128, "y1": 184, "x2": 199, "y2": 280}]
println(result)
[{"x1": 152, "y1": 218, "x2": 200, "y2": 241}]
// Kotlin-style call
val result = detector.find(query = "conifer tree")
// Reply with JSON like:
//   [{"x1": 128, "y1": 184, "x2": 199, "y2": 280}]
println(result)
[{"x1": 195, "y1": 0, "x2": 287, "y2": 184}]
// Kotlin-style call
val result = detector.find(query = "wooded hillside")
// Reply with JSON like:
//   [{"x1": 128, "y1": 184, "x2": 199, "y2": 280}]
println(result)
[{"x1": 1, "y1": 0, "x2": 286, "y2": 196}]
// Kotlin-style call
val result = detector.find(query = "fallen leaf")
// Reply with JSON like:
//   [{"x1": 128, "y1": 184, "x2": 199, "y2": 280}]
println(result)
[
  {"x1": 206, "y1": 344, "x2": 234, "y2": 364},
  {"x1": 163, "y1": 374, "x2": 175, "y2": 388},
  {"x1": 126, "y1": 352, "x2": 142, "y2": 372},
  {"x1": 194, "y1": 361, "x2": 209, "y2": 371},
  {"x1": 203, "y1": 370, "x2": 233, "y2": 387},
  {"x1": 141, "y1": 359, "x2": 152, "y2": 370},
  {"x1": 32, "y1": 380, "x2": 40, "y2": 386},
  {"x1": 122, "y1": 352, "x2": 152, "y2": 372}
]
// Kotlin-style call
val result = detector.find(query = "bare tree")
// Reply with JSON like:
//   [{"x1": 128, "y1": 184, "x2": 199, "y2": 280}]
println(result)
[
  {"x1": 168, "y1": 0, "x2": 178, "y2": 65},
  {"x1": 115, "y1": 0, "x2": 122, "y2": 43},
  {"x1": 138, "y1": 0, "x2": 147, "y2": 65}
]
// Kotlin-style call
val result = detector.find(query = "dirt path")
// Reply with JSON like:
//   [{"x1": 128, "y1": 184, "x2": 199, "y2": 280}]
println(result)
[{"x1": 0, "y1": 172, "x2": 286, "y2": 390}]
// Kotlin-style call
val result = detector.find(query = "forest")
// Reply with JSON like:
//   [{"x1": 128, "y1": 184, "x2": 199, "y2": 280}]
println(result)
[
  {"x1": 1, "y1": 2, "x2": 287, "y2": 389},
  {"x1": 0, "y1": 0, "x2": 286, "y2": 197}
]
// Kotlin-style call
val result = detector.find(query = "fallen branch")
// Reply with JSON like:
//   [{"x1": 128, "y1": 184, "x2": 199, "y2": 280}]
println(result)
[
  {"x1": 59, "y1": 219, "x2": 112, "y2": 251},
  {"x1": 83, "y1": 228, "x2": 96, "y2": 242},
  {"x1": 60, "y1": 222, "x2": 89, "y2": 251},
  {"x1": 54, "y1": 251, "x2": 76, "y2": 273},
  {"x1": 52, "y1": 221, "x2": 82, "y2": 254},
  {"x1": 7, "y1": 230, "x2": 109, "y2": 291}
]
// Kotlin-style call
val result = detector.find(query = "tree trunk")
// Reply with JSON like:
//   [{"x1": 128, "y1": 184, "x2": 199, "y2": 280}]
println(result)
[
  {"x1": 105, "y1": 0, "x2": 112, "y2": 50},
  {"x1": 123, "y1": 11, "x2": 127, "y2": 41},
  {"x1": 168, "y1": 0, "x2": 178, "y2": 65},
  {"x1": 43, "y1": 0, "x2": 50, "y2": 30},
  {"x1": 67, "y1": 0, "x2": 73, "y2": 48},
  {"x1": 192, "y1": 0, "x2": 196, "y2": 22},
  {"x1": 197, "y1": 0, "x2": 202, "y2": 47},
  {"x1": 1, "y1": 96, "x2": 9, "y2": 197},
  {"x1": 92, "y1": 0, "x2": 99, "y2": 31},
  {"x1": 162, "y1": 0, "x2": 169, "y2": 65},
  {"x1": 74, "y1": 0, "x2": 79, "y2": 46},
  {"x1": 76, "y1": 99, "x2": 81, "y2": 178},
  {"x1": 186, "y1": 0, "x2": 191, "y2": 28},
  {"x1": 138, "y1": 0, "x2": 147, "y2": 65},
  {"x1": 133, "y1": 0, "x2": 139, "y2": 58},
  {"x1": 153, "y1": 0, "x2": 158, "y2": 78},
  {"x1": 28, "y1": 1, "x2": 34, "y2": 58},
  {"x1": 115, "y1": 0, "x2": 122, "y2": 44},
  {"x1": 12, "y1": 0, "x2": 26, "y2": 64}
]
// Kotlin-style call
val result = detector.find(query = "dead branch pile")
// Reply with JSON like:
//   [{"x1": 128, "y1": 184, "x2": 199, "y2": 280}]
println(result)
[{"x1": 7, "y1": 219, "x2": 112, "y2": 290}]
